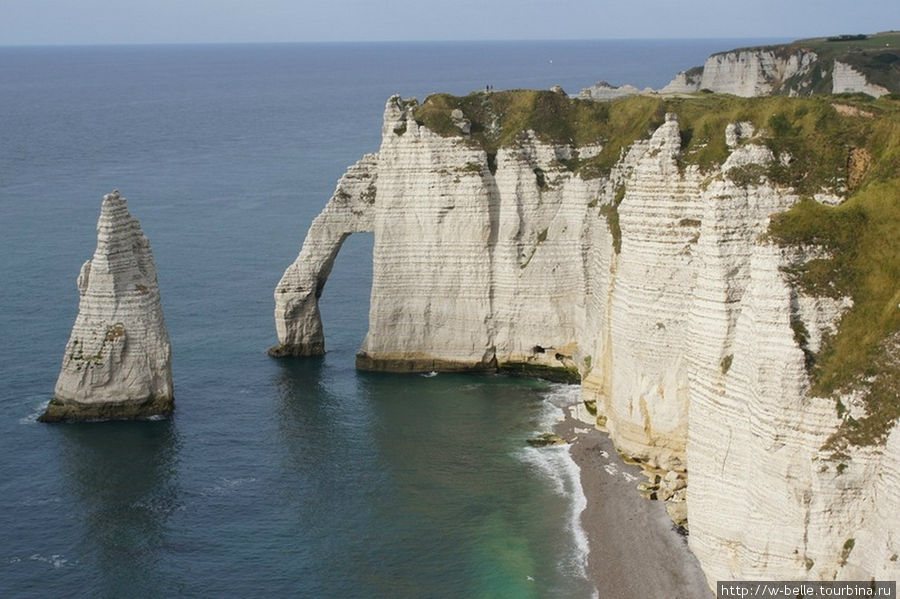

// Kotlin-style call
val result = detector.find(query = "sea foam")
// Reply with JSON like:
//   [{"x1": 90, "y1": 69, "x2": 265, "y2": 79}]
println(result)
[
  {"x1": 19, "y1": 399, "x2": 50, "y2": 425},
  {"x1": 515, "y1": 384, "x2": 595, "y2": 595}
]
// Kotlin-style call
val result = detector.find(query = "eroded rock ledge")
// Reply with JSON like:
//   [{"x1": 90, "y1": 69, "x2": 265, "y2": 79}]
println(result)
[{"x1": 40, "y1": 191, "x2": 173, "y2": 422}]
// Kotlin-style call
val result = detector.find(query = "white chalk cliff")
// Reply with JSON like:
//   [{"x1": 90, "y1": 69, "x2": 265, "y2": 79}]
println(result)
[
  {"x1": 832, "y1": 60, "x2": 890, "y2": 97},
  {"x1": 661, "y1": 47, "x2": 893, "y2": 98},
  {"x1": 579, "y1": 81, "x2": 653, "y2": 100},
  {"x1": 41, "y1": 191, "x2": 173, "y2": 422},
  {"x1": 273, "y1": 96, "x2": 899, "y2": 588}
]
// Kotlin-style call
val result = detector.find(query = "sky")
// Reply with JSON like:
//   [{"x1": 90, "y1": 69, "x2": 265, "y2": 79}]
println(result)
[{"x1": 0, "y1": 0, "x2": 898, "y2": 45}]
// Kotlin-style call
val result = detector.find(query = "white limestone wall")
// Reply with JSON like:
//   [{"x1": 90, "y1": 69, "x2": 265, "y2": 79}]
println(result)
[
  {"x1": 489, "y1": 135, "x2": 600, "y2": 366},
  {"x1": 832, "y1": 61, "x2": 890, "y2": 97},
  {"x1": 687, "y1": 245, "x2": 899, "y2": 585},
  {"x1": 358, "y1": 97, "x2": 497, "y2": 368},
  {"x1": 660, "y1": 70, "x2": 702, "y2": 94},
  {"x1": 699, "y1": 50, "x2": 818, "y2": 97},
  {"x1": 275, "y1": 99, "x2": 899, "y2": 585},
  {"x1": 601, "y1": 116, "x2": 703, "y2": 469},
  {"x1": 358, "y1": 97, "x2": 603, "y2": 371}
]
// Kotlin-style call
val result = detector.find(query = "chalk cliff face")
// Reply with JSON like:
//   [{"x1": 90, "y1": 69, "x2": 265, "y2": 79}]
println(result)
[
  {"x1": 662, "y1": 48, "x2": 820, "y2": 97},
  {"x1": 661, "y1": 43, "x2": 897, "y2": 98},
  {"x1": 579, "y1": 81, "x2": 652, "y2": 100},
  {"x1": 358, "y1": 98, "x2": 599, "y2": 375},
  {"x1": 658, "y1": 68, "x2": 703, "y2": 94},
  {"x1": 274, "y1": 96, "x2": 899, "y2": 587},
  {"x1": 41, "y1": 191, "x2": 173, "y2": 422},
  {"x1": 832, "y1": 60, "x2": 890, "y2": 97}
]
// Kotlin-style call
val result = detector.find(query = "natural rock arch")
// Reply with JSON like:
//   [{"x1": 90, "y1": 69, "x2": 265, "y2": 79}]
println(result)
[{"x1": 270, "y1": 154, "x2": 378, "y2": 356}]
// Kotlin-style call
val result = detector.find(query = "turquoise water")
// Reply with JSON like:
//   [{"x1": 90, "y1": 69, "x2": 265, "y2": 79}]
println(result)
[{"x1": 0, "y1": 40, "x2": 780, "y2": 597}]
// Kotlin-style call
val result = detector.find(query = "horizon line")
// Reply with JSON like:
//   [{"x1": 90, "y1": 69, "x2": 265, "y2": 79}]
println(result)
[{"x1": 0, "y1": 35, "x2": 800, "y2": 49}]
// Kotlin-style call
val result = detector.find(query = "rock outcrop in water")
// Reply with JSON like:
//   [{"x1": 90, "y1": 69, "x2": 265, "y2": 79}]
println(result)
[
  {"x1": 40, "y1": 191, "x2": 173, "y2": 422},
  {"x1": 273, "y1": 91, "x2": 899, "y2": 588}
]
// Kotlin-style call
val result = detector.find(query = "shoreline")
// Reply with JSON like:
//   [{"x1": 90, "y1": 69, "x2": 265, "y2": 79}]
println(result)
[{"x1": 554, "y1": 398, "x2": 713, "y2": 599}]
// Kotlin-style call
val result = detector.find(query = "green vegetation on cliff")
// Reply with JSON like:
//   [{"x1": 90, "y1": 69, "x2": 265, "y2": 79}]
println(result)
[
  {"x1": 413, "y1": 89, "x2": 614, "y2": 154},
  {"x1": 760, "y1": 93, "x2": 900, "y2": 447},
  {"x1": 791, "y1": 31, "x2": 900, "y2": 92},
  {"x1": 415, "y1": 89, "x2": 900, "y2": 446},
  {"x1": 414, "y1": 89, "x2": 893, "y2": 190}
]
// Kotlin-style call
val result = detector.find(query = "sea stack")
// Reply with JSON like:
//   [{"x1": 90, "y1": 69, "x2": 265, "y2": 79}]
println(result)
[{"x1": 40, "y1": 191, "x2": 173, "y2": 422}]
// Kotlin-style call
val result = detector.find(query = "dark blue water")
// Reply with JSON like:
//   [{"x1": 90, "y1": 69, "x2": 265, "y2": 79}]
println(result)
[{"x1": 0, "y1": 39, "x2": 781, "y2": 598}]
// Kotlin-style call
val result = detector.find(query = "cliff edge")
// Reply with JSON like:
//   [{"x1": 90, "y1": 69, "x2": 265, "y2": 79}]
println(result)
[
  {"x1": 40, "y1": 191, "x2": 174, "y2": 422},
  {"x1": 273, "y1": 90, "x2": 900, "y2": 587}
]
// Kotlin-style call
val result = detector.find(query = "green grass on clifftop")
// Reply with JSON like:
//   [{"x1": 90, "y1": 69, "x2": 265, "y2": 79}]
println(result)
[
  {"x1": 415, "y1": 90, "x2": 893, "y2": 193},
  {"x1": 415, "y1": 89, "x2": 900, "y2": 447},
  {"x1": 720, "y1": 31, "x2": 900, "y2": 58},
  {"x1": 413, "y1": 89, "x2": 613, "y2": 152},
  {"x1": 412, "y1": 90, "x2": 673, "y2": 176}
]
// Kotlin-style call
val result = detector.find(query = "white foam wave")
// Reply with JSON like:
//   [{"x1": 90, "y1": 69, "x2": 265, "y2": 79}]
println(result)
[
  {"x1": 18, "y1": 497, "x2": 61, "y2": 507},
  {"x1": 10, "y1": 554, "x2": 74, "y2": 568},
  {"x1": 515, "y1": 387, "x2": 595, "y2": 594},
  {"x1": 19, "y1": 399, "x2": 50, "y2": 424},
  {"x1": 542, "y1": 383, "x2": 583, "y2": 411},
  {"x1": 130, "y1": 495, "x2": 186, "y2": 515},
  {"x1": 516, "y1": 444, "x2": 570, "y2": 496},
  {"x1": 199, "y1": 476, "x2": 257, "y2": 497},
  {"x1": 515, "y1": 443, "x2": 592, "y2": 583},
  {"x1": 531, "y1": 383, "x2": 580, "y2": 430}
]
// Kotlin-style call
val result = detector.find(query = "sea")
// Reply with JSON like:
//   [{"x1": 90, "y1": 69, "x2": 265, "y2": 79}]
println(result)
[{"x1": 0, "y1": 39, "x2": 782, "y2": 598}]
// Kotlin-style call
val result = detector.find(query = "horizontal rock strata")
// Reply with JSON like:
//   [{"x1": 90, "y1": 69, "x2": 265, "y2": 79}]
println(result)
[{"x1": 41, "y1": 191, "x2": 173, "y2": 422}]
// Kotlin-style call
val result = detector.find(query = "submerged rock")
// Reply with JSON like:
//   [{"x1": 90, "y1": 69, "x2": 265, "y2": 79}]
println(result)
[
  {"x1": 526, "y1": 432, "x2": 567, "y2": 447},
  {"x1": 40, "y1": 191, "x2": 173, "y2": 422}
]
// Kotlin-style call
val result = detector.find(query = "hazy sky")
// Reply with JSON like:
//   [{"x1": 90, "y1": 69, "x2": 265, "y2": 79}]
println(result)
[{"x1": 1, "y1": 0, "x2": 897, "y2": 45}]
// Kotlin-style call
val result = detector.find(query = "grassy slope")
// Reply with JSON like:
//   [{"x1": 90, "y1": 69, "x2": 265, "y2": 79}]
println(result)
[
  {"x1": 792, "y1": 31, "x2": 900, "y2": 52},
  {"x1": 414, "y1": 90, "x2": 900, "y2": 446},
  {"x1": 795, "y1": 32, "x2": 900, "y2": 93}
]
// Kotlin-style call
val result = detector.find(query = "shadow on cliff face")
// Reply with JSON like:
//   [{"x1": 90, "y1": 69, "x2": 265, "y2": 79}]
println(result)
[{"x1": 56, "y1": 420, "x2": 180, "y2": 597}]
